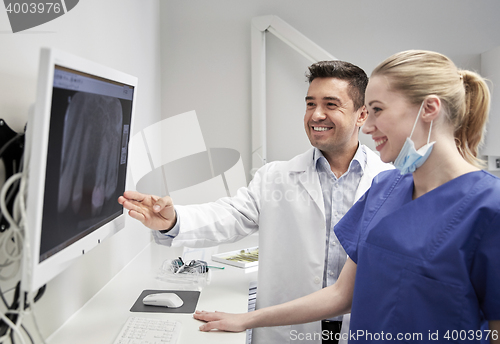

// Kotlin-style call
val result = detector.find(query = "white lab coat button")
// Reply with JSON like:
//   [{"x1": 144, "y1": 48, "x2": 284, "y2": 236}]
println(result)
[{"x1": 314, "y1": 276, "x2": 321, "y2": 284}]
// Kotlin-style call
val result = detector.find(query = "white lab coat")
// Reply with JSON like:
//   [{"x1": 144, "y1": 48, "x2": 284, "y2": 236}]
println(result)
[{"x1": 155, "y1": 145, "x2": 393, "y2": 343}]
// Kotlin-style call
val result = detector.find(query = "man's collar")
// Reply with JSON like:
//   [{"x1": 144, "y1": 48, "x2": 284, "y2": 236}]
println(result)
[{"x1": 314, "y1": 144, "x2": 367, "y2": 172}]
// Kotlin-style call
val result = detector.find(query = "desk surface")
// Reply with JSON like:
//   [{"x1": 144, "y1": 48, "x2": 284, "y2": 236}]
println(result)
[{"x1": 46, "y1": 235, "x2": 258, "y2": 344}]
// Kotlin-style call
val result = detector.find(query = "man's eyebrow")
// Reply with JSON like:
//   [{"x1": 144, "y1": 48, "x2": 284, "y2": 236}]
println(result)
[
  {"x1": 305, "y1": 96, "x2": 342, "y2": 102},
  {"x1": 323, "y1": 96, "x2": 341, "y2": 102}
]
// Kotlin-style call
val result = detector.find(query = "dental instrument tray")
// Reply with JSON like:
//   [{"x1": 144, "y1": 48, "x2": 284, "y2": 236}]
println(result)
[{"x1": 211, "y1": 247, "x2": 259, "y2": 268}]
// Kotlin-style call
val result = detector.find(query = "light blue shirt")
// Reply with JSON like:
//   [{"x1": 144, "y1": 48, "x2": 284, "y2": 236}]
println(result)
[
  {"x1": 314, "y1": 145, "x2": 365, "y2": 321},
  {"x1": 159, "y1": 213, "x2": 180, "y2": 240}
]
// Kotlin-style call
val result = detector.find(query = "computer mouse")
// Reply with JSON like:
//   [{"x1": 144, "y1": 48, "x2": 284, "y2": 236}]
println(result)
[{"x1": 142, "y1": 293, "x2": 184, "y2": 308}]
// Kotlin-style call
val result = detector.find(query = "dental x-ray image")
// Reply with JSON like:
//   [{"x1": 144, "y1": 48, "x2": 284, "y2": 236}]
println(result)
[{"x1": 57, "y1": 92, "x2": 122, "y2": 216}]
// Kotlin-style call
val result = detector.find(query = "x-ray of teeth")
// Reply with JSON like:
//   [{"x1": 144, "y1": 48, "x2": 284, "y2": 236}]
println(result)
[{"x1": 57, "y1": 92, "x2": 123, "y2": 217}]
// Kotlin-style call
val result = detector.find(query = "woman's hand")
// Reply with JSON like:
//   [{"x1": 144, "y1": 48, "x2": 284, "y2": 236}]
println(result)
[{"x1": 194, "y1": 310, "x2": 249, "y2": 332}]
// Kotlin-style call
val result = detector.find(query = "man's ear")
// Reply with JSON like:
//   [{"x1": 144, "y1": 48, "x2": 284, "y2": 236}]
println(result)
[
  {"x1": 356, "y1": 105, "x2": 368, "y2": 127},
  {"x1": 422, "y1": 96, "x2": 441, "y2": 123}
]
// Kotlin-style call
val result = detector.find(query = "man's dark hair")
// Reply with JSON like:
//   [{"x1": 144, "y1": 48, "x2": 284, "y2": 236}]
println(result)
[{"x1": 306, "y1": 60, "x2": 368, "y2": 110}]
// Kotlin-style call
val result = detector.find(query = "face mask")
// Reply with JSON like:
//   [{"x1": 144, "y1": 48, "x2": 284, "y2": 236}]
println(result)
[{"x1": 393, "y1": 101, "x2": 435, "y2": 175}]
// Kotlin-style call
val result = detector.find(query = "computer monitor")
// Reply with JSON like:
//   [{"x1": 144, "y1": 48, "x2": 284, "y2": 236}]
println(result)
[{"x1": 21, "y1": 48, "x2": 137, "y2": 293}]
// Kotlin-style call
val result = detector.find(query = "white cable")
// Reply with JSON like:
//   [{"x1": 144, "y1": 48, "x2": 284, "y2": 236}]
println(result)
[
  {"x1": 19, "y1": 161, "x2": 33, "y2": 304},
  {"x1": 20, "y1": 144, "x2": 43, "y2": 344},
  {"x1": 0, "y1": 133, "x2": 37, "y2": 343},
  {"x1": 13, "y1": 191, "x2": 21, "y2": 224},
  {"x1": 0, "y1": 178, "x2": 23, "y2": 280},
  {"x1": 1, "y1": 230, "x2": 23, "y2": 261},
  {"x1": 0, "y1": 173, "x2": 24, "y2": 289},
  {"x1": 0, "y1": 170, "x2": 31, "y2": 343},
  {"x1": 0, "y1": 130, "x2": 34, "y2": 344},
  {"x1": 0, "y1": 259, "x2": 14, "y2": 268},
  {"x1": 0, "y1": 175, "x2": 24, "y2": 283},
  {"x1": 0, "y1": 311, "x2": 27, "y2": 344},
  {"x1": 0, "y1": 264, "x2": 20, "y2": 281},
  {"x1": 0, "y1": 258, "x2": 20, "y2": 281},
  {"x1": 0, "y1": 173, "x2": 22, "y2": 232}
]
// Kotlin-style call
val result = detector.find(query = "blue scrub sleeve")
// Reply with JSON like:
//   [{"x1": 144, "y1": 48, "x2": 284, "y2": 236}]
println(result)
[
  {"x1": 470, "y1": 210, "x2": 500, "y2": 320},
  {"x1": 334, "y1": 189, "x2": 371, "y2": 264}
]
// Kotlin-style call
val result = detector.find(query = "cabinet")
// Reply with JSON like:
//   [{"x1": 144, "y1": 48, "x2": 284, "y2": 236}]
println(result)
[{"x1": 480, "y1": 46, "x2": 500, "y2": 171}]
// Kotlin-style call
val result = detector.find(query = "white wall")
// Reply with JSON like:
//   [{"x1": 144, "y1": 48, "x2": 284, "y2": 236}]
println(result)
[
  {"x1": 0, "y1": 0, "x2": 161, "y2": 339},
  {"x1": 159, "y1": 0, "x2": 500, "y2": 173}
]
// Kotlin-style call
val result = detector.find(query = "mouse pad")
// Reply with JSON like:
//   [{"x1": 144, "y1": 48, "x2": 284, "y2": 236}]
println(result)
[{"x1": 130, "y1": 290, "x2": 201, "y2": 314}]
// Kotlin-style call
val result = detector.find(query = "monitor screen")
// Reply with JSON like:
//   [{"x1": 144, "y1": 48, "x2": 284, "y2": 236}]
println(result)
[
  {"x1": 22, "y1": 48, "x2": 137, "y2": 292},
  {"x1": 40, "y1": 66, "x2": 133, "y2": 262}
]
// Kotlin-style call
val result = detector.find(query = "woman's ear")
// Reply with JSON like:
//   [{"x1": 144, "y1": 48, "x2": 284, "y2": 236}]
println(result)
[{"x1": 422, "y1": 95, "x2": 441, "y2": 123}]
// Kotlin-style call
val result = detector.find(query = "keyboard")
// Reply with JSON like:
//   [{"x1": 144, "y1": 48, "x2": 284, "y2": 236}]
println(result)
[{"x1": 113, "y1": 316, "x2": 182, "y2": 344}]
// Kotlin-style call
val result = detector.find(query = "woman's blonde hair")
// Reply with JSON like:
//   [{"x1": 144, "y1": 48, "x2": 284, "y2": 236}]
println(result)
[{"x1": 372, "y1": 50, "x2": 490, "y2": 168}]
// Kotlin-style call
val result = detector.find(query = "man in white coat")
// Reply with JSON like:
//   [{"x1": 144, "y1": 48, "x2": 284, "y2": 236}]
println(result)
[{"x1": 119, "y1": 60, "x2": 393, "y2": 344}]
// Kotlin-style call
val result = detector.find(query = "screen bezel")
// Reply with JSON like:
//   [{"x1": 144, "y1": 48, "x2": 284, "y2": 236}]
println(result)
[{"x1": 22, "y1": 48, "x2": 138, "y2": 293}]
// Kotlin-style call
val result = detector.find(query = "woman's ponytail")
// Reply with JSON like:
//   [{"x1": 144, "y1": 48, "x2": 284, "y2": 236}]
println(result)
[{"x1": 455, "y1": 70, "x2": 490, "y2": 168}]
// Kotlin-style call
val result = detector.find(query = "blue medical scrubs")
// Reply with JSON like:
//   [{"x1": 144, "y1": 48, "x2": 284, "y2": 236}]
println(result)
[{"x1": 335, "y1": 170, "x2": 500, "y2": 343}]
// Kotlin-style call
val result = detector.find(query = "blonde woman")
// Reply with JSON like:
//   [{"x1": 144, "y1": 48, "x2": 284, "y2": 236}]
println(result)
[{"x1": 194, "y1": 50, "x2": 500, "y2": 343}]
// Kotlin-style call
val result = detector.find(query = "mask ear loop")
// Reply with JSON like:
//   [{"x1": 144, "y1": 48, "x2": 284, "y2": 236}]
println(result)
[
  {"x1": 427, "y1": 120, "x2": 433, "y2": 144},
  {"x1": 409, "y1": 101, "x2": 426, "y2": 139}
]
